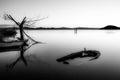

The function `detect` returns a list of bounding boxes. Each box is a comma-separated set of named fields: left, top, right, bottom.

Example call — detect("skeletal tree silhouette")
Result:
left=3, top=14, right=47, bottom=43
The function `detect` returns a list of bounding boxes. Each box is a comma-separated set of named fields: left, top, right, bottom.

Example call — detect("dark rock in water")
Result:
left=101, top=25, right=120, bottom=29
left=56, top=48, right=101, bottom=64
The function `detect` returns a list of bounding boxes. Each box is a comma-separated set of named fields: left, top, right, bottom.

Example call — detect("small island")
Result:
left=100, top=25, right=120, bottom=30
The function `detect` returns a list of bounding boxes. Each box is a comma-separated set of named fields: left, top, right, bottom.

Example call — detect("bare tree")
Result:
left=3, top=14, right=26, bottom=40
left=3, top=14, right=47, bottom=42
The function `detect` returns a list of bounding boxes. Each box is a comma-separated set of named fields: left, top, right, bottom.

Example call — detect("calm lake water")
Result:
left=0, top=30, right=120, bottom=80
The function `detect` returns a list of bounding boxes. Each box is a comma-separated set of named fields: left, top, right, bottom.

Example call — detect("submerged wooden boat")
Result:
left=0, top=39, right=28, bottom=52
left=56, top=48, right=101, bottom=64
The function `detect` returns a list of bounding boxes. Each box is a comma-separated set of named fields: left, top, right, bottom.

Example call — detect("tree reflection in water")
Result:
left=6, top=42, right=40, bottom=70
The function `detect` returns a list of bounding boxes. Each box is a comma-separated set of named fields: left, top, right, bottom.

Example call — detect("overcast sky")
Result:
left=0, top=0, right=120, bottom=27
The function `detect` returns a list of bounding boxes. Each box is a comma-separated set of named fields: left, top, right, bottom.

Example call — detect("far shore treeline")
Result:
left=0, top=25, right=120, bottom=30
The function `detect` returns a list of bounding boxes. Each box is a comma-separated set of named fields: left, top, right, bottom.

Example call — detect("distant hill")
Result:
left=101, top=25, right=120, bottom=29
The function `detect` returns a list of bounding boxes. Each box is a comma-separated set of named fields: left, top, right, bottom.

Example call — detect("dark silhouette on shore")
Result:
left=0, top=28, right=17, bottom=42
left=56, top=48, right=101, bottom=64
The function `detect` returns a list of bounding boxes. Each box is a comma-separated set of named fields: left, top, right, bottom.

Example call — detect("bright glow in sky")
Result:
left=0, top=0, right=120, bottom=27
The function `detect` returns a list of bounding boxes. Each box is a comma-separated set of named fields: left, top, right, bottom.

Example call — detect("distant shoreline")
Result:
left=0, top=25, right=120, bottom=30
left=1, top=28, right=120, bottom=30
left=2, top=28, right=120, bottom=30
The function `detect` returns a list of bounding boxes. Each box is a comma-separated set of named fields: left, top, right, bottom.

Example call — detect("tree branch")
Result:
left=7, top=14, right=20, bottom=26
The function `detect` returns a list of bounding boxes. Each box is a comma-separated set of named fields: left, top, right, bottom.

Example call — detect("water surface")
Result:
left=0, top=30, right=120, bottom=80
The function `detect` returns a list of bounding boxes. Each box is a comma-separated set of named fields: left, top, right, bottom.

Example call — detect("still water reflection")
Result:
left=0, top=30, right=120, bottom=80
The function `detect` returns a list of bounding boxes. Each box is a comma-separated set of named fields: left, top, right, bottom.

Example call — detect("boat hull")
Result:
left=0, top=40, right=28, bottom=52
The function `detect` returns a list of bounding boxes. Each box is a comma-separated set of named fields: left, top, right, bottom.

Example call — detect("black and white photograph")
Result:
left=0, top=0, right=120, bottom=80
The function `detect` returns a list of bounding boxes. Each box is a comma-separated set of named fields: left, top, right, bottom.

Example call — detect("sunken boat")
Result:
left=56, top=48, right=101, bottom=64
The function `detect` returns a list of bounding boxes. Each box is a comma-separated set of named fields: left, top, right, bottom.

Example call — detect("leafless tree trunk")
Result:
left=4, top=14, right=26, bottom=40
left=3, top=14, right=47, bottom=42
